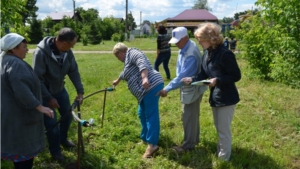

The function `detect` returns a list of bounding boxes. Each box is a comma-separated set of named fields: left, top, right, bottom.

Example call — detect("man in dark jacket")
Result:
left=33, top=27, right=84, bottom=162
left=229, top=37, right=237, bottom=52
left=223, top=37, right=229, bottom=49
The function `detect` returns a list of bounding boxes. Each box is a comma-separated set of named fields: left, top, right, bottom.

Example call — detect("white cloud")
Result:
left=36, top=0, right=257, bottom=21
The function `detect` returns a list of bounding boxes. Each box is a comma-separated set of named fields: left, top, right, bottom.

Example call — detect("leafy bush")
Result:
left=188, top=30, right=194, bottom=38
left=119, top=32, right=125, bottom=42
left=111, top=33, right=121, bottom=42
left=233, top=0, right=300, bottom=88
left=81, top=34, right=88, bottom=46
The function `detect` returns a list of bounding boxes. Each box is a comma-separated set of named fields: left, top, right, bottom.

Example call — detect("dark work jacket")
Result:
left=194, top=45, right=241, bottom=107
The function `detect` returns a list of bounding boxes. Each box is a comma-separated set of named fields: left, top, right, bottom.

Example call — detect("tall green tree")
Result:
left=88, top=20, right=102, bottom=44
left=234, top=11, right=248, bottom=20
left=76, top=7, right=99, bottom=24
left=127, top=12, right=137, bottom=31
left=75, top=7, right=100, bottom=41
left=27, top=17, right=43, bottom=43
left=192, top=0, right=212, bottom=11
left=101, top=16, right=125, bottom=40
left=0, top=0, right=26, bottom=36
left=222, top=17, right=234, bottom=24
left=20, top=0, right=39, bottom=25
left=234, top=9, right=259, bottom=20
left=41, top=17, right=55, bottom=36
left=102, top=17, right=115, bottom=40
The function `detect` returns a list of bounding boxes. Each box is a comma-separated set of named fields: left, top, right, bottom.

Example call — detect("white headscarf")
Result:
left=0, top=33, right=25, bottom=59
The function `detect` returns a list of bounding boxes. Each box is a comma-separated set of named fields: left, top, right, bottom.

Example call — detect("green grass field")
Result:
left=27, top=38, right=199, bottom=52
left=27, top=38, right=159, bottom=51
left=1, top=40, right=299, bottom=169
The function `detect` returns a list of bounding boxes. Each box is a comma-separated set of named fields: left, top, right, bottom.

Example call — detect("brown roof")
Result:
left=168, top=9, right=218, bottom=21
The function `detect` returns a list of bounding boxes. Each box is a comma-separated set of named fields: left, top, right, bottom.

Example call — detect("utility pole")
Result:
left=125, top=0, right=128, bottom=40
left=73, top=0, right=75, bottom=15
left=73, top=0, right=77, bottom=26
left=140, top=11, right=142, bottom=36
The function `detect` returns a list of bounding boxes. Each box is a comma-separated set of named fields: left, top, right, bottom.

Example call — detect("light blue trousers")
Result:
left=138, top=83, right=163, bottom=145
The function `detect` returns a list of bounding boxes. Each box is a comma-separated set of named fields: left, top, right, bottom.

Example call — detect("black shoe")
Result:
left=61, top=140, right=75, bottom=148
left=172, top=145, right=194, bottom=154
left=52, top=153, right=65, bottom=162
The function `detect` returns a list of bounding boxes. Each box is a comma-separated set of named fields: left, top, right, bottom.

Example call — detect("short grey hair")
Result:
left=112, top=43, right=128, bottom=55
left=57, top=27, right=77, bottom=43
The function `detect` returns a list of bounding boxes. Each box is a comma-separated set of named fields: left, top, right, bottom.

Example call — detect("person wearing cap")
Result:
left=32, top=27, right=84, bottom=162
left=112, top=43, right=164, bottom=158
left=154, top=25, right=171, bottom=80
left=157, top=27, right=207, bottom=153
left=1, top=33, right=54, bottom=169
left=182, top=23, right=241, bottom=161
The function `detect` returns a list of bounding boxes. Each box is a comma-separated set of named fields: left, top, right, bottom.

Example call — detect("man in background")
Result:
left=229, top=37, right=237, bottom=53
left=223, top=37, right=229, bottom=50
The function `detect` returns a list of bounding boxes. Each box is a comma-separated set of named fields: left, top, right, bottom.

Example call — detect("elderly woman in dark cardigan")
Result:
left=182, top=23, right=241, bottom=161
left=1, top=33, right=54, bottom=169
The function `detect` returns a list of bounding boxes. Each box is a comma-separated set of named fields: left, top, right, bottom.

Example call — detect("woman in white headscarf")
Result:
left=1, top=33, right=54, bottom=169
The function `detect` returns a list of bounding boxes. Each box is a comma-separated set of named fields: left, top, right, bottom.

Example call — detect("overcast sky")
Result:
left=36, top=0, right=257, bottom=24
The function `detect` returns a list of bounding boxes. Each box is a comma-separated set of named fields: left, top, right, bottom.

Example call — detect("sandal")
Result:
left=142, top=145, right=159, bottom=158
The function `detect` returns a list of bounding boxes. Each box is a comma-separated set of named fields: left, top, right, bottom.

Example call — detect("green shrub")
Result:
left=81, top=34, right=88, bottom=46
left=119, top=32, right=125, bottom=42
left=111, top=33, right=120, bottom=42
left=188, top=30, right=194, bottom=38
left=233, top=0, right=300, bottom=88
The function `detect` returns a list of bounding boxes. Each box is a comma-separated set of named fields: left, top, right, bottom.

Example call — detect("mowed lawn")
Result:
left=1, top=40, right=299, bottom=169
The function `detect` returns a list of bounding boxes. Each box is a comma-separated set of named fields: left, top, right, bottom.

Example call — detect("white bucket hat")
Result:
left=0, top=33, right=25, bottom=58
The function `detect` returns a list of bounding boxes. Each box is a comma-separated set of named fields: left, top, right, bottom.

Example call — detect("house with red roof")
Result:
left=156, top=9, right=218, bottom=32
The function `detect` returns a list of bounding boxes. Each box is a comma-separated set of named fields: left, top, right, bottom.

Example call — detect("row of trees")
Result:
left=2, top=0, right=232, bottom=45
left=1, top=0, right=138, bottom=44
left=39, top=7, right=128, bottom=45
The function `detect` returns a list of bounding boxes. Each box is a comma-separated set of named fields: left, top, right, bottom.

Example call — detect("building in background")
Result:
left=48, top=11, right=82, bottom=23
left=141, top=21, right=151, bottom=35
left=155, top=9, right=218, bottom=33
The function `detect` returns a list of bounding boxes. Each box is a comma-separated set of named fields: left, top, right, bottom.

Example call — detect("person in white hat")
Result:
left=1, top=33, right=54, bottom=169
left=157, top=27, right=207, bottom=153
